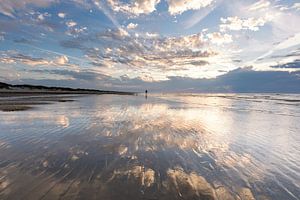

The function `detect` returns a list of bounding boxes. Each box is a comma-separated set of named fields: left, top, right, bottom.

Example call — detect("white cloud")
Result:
left=107, top=0, right=160, bottom=16
left=0, top=51, right=73, bottom=68
left=55, top=55, right=69, bottom=65
left=241, top=17, right=267, bottom=31
left=58, top=12, right=66, bottom=18
left=145, top=32, right=159, bottom=38
left=107, top=0, right=214, bottom=16
left=84, top=30, right=219, bottom=79
left=118, top=28, right=129, bottom=37
left=65, top=27, right=87, bottom=37
left=220, top=17, right=243, bottom=31
left=18, top=56, right=50, bottom=66
left=258, top=33, right=300, bottom=60
left=248, top=0, right=271, bottom=11
left=66, top=21, right=77, bottom=27
left=207, top=32, right=232, bottom=45
left=220, top=16, right=268, bottom=32
left=127, top=23, right=138, bottom=29
left=37, top=14, right=45, bottom=21
left=292, top=3, right=300, bottom=11
left=167, top=0, right=214, bottom=15
left=35, top=12, right=51, bottom=21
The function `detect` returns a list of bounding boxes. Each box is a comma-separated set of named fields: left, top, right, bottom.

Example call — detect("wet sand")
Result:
left=0, top=89, right=134, bottom=112
left=0, top=93, right=78, bottom=112
left=0, top=94, right=299, bottom=199
left=0, top=105, right=33, bottom=112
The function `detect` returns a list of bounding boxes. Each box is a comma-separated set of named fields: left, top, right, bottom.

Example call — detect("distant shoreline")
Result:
left=0, top=81, right=136, bottom=112
left=0, top=82, right=136, bottom=96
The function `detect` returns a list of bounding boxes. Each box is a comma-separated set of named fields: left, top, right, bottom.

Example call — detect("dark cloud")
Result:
left=11, top=53, right=44, bottom=62
left=131, top=67, right=300, bottom=93
left=9, top=68, right=300, bottom=93
left=271, top=50, right=300, bottom=59
left=233, top=59, right=242, bottom=63
left=128, top=68, right=300, bottom=93
left=60, top=39, right=86, bottom=50
left=271, top=60, right=300, bottom=69
left=208, top=67, right=300, bottom=93
left=13, top=38, right=32, bottom=44
left=31, top=69, right=111, bottom=81
left=185, top=60, right=209, bottom=66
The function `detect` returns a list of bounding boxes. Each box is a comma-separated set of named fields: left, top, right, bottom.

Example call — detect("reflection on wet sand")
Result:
left=0, top=94, right=299, bottom=199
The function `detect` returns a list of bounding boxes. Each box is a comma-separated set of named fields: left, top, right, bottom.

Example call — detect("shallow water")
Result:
left=0, top=94, right=299, bottom=200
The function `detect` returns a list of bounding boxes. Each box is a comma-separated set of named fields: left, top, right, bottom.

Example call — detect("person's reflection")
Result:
left=145, top=90, right=148, bottom=99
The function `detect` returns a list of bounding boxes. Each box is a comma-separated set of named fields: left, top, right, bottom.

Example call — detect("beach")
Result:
left=0, top=93, right=77, bottom=112
left=0, top=87, right=135, bottom=112
left=0, top=93, right=299, bottom=200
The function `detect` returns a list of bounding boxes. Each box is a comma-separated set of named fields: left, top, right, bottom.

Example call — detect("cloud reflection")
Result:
left=0, top=94, right=299, bottom=199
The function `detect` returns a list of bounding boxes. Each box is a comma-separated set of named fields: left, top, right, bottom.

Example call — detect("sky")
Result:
left=0, top=0, right=300, bottom=92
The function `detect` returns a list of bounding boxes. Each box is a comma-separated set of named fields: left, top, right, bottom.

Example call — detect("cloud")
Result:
left=0, top=0, right=56, bottom=18
left=66, top=20, right=77, bottom=27
left=220, top=16, right=268, bottom=32
left=104, top=32, right=213, bottom=71
left=126, top=23, right=138, bottom=29
left=258, top=33, right=300, bottom=60
left=272, top=33, right=300, bottom=51
left=9, top=67, right=300, bottom=93
left=96, top=28, right=129, bottom=40
left=33, top=12, right=51, bottom=22
left=165, top=168, right=215, bottom=198
left=206, top=32, right=232, bottom=45
left=0, top=52, right=72, bottom=67
left=145, top=32, right=159, bottom=38
left=7, top=53, right=51, bottom=66
left=58, top=12, right=66, bottom=18
left=118, top=28, right=129, bottom=37
left=167, top=0, right=214, bottom=15
left=65, top=26, right=88, bottom=37
left=270, top=60, right=300, bottom=69
left=159, top=68, right=300, bottom=93
left=60, top=29, right=218, bottom=79
left=55, top=55, right=69, bottom=65
left=248, top=0, right=271, bottom=11
left=1, top=0, right=300, bottom=92
left=107, top=0, right=160, bottom=16
left=292, top=3, right=300, bottom=11
left=107, top=0, right=214, bottom=16
left=31, top=69, right=108, bottom=81
left=37, top=14, right=45, bottom=21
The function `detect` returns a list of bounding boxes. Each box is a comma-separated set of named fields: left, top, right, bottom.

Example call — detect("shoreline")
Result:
left=0, top=90, right=136, bottom=97
left=0, top=81, right=136, bottom=97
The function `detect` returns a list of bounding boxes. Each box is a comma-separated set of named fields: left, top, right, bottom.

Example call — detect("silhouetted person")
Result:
left=145, top=90, right=148, bottom=99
